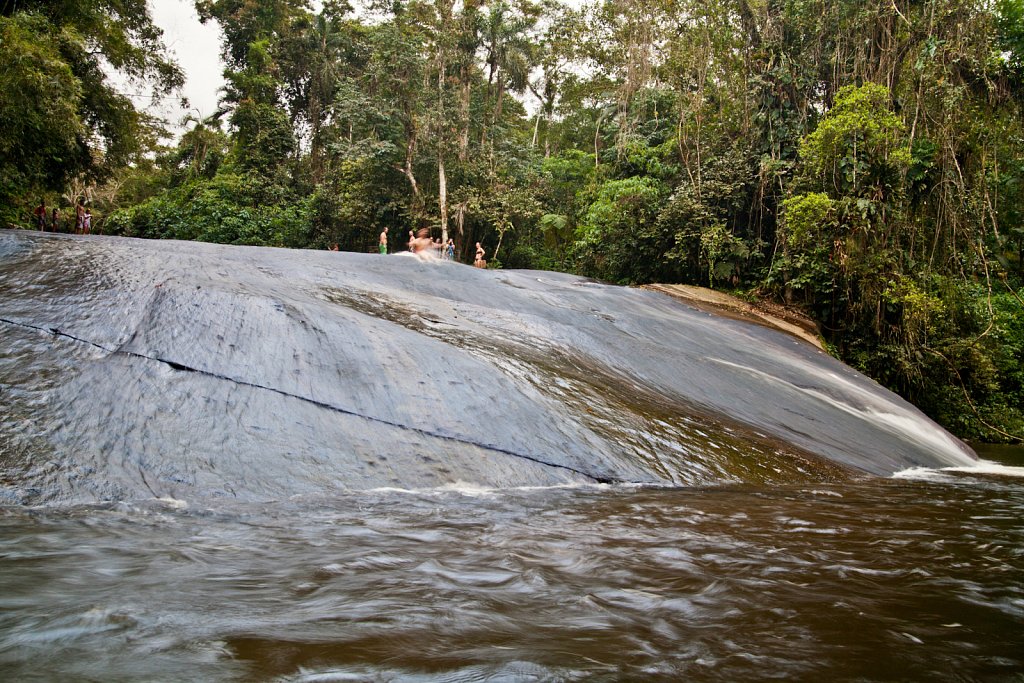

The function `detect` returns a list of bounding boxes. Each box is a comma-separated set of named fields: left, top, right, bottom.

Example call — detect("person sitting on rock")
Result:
left=411, top=228, right=435, bottom=257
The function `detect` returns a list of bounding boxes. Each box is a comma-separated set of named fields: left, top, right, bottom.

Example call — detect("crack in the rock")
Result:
left=2, top=316, right=112, bottom=352
left=1, top=316, right=622, bottom=484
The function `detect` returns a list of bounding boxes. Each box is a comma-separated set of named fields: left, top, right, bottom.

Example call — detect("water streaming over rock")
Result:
left=4, top=231, right=1018, bottom=682
left=1, top=231, right=974, bottom=505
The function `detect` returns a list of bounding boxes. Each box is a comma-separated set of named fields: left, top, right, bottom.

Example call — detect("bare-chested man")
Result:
left=411, top=228, right=434, bottom=256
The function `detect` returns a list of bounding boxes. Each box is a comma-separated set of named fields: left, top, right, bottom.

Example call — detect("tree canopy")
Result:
left=3, top=0, right=1024, bottom=443
left=0, top=0, right=182, bottom=216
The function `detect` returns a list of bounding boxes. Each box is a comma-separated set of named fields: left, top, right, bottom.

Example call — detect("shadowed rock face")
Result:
left=0, top=230, right=975, bottom=504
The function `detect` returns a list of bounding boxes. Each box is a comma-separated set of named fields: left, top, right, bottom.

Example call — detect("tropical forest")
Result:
left=2, top=0, right=1023, bottom=444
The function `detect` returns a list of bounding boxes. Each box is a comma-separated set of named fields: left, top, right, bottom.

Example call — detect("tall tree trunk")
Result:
left=439, top=154, right=449, bottom=244
left=458, top=64, right=472, bottom=161
left=494, top=227, right=505, bottom=263
left=310, top=93, right=323, bottom=184
left=493, top=79, right=505, bottom=123
left=437, top=37, right=449, bottom=243
left=404, top=145, right=420, bottom=198
left=401, top=115, right=421, bottom=203
left=544, top=96, right=554, bottom=158
left=481, top=63, right=496, bottom=147
left=454, top=201, right=466, bottom=252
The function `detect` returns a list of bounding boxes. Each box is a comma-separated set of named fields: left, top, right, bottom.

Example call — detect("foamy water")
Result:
left=893, top=459, right=1024, bottom=481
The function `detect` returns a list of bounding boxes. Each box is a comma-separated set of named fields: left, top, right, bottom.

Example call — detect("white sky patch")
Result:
left=149, top=0, right=225, bottom=129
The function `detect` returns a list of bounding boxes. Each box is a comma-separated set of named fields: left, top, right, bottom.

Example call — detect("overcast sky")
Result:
left=145, top=0, right=585, bottom=137
left=148, top=0, right=225, bottom=129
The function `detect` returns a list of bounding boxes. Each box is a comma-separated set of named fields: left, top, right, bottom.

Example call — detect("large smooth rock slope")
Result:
left=0, top=231, right=975, bottom=503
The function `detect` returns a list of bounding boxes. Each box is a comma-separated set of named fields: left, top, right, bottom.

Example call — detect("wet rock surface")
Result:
left=0, top=230, right=975, bottom=503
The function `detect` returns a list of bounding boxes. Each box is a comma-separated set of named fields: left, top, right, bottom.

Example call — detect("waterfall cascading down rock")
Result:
left=0, top=230, right=976, bottom=504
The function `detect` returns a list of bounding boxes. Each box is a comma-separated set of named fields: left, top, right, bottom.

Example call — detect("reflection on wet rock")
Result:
left=0, top=230, right=975, bottom=503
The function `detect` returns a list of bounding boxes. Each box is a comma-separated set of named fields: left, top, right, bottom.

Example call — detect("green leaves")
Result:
left=0, top=14, right=85, bottom=209
left=798, top=83, right=909, bottom=197
left=0, top=0, right=182, bottom=219
left=573, top=175, right=666, bottom=283
left=229, top=101, right=295, bottom=175
left=781, top=192, right=834, bottom=247
left=996, top=0, right=1024, bottom=73
left=699, top=222, right=748, bottom=286
left=106, top=172, right=312, bottom=247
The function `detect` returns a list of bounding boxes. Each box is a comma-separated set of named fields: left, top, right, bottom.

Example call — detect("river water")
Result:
left=1, top=449, right=1022, bottom=682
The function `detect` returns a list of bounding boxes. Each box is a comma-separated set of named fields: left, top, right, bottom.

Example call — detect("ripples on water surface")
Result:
left=1, top=455, right=1023, bottom=682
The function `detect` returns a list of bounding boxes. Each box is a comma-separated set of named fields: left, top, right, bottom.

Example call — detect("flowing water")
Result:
left=1, top=449, right=1022, bottom=682
left=1, top=233, right=1019, bottom=680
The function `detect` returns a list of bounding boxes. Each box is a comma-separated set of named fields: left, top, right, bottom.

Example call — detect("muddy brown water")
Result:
left=1, top=448, right=1021, bottom=682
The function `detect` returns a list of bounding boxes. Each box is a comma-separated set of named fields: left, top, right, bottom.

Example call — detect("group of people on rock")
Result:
left=34, top=198, right=490, bottom=268
left=33, top=198, right=92, bottom=234
left=372, top=226, right=487, bottom=268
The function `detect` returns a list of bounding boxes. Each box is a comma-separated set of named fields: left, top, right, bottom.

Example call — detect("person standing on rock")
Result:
left=474, top=242, right=486, bottom=268
left=34, top=200, right=46, bottom=230
left=74, top=199, right=85, bottom=234
left=379, top=227, right=388, bottom=254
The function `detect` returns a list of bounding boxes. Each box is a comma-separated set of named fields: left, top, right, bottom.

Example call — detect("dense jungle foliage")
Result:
left=2, top=0, right=1023, bottom=443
